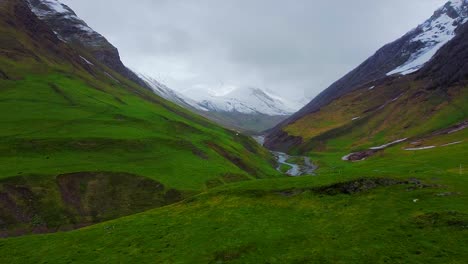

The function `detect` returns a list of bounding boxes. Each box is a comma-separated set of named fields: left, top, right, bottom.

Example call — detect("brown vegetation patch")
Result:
left=0, top=172, right=183, bottom=237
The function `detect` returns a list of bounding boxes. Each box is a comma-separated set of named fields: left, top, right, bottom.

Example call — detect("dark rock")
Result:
left=344, top=150, right=380, bottom=162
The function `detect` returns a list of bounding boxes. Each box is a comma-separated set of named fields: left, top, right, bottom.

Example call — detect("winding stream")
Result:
left=253, top=136, right=317, bottom=176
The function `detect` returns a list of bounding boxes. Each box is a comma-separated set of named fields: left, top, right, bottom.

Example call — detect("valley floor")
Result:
left=0, top=130, right=467, bottom=263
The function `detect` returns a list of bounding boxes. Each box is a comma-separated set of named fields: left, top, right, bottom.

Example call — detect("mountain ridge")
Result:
left=139, top=74, right=304, bottom=132
left=266, top=0, right=468, bottom=139
left=27, top=0, right=150, bottom=89
left=265, top=0, right=468, bottom=151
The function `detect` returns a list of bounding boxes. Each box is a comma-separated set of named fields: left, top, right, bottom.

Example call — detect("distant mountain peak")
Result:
left=194, top=86, right=300, bottom=116
left=138, top=74, right=302, bottom=131
left=139, top=73, right=303, bottom=116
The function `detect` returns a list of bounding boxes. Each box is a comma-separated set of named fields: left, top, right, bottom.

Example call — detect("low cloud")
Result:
left=62, top=0, right=446, bottom=102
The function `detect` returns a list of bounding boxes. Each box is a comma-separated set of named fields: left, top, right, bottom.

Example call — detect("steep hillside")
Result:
left=27, top=0, right=150, bottom=89
left=0, top=0, right=278, bottom=236
left=267, top=0, right=468, bottom=146
left=265, top=0, right=468, bottom=154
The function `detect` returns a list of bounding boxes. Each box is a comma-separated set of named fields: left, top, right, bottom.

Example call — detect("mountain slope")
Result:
left=0, top=0, right=278, bottom=236
left=138, top=74, right=202, bottom=111
left=265, top=0, right=468, bottom=152
left=27, top=0, right=150, bottom=89
left=267, top=0, right=468, bottom=142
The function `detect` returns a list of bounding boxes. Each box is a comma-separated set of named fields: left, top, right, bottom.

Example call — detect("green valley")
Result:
left=1, top=0, right=467, bottom=263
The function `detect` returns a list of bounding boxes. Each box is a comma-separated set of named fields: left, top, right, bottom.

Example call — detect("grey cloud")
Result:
left=61, top=0, right=446, bottom=101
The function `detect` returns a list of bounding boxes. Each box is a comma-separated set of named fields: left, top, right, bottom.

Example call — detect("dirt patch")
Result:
left=56, top=172, right=174, bottom=220
left=342, top=149, right=380, bottom=162
left=0, top=172, right=184, bottom=238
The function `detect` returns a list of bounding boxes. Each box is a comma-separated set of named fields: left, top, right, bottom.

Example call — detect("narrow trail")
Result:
left=253, top=136, right=317, bottom=176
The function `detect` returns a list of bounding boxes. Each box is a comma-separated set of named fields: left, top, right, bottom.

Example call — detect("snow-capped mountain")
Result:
left=192, top=87, right=299, bottom=116
left=27, top=0, right=149, bottom=89
left=266, top=0, right=468, bottom=149
left=139, top=74, right=301, bottom=116
left=271, top=0, right=468, bottom=131
left=388, top=0, right=468, bottom=75
left=139, top=74, right=303, bottom=131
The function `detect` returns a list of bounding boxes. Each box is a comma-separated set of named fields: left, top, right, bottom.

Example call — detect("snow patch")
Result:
left=341, top=153, right=354, bottom=161
left=370, top=138, right=408, bottom=150
left=368, top=86, right=375, bottom=90
left=405, top=146, right=436, bottom=151
left=352, top=117, right=361, bottom=121
left=79, top=56, right=94, bottom=66
left=29, top=0, right=69, bottom=18
left=441, top=141, right=463, bottom=147
left=43, top=0, right=67, bottom=13
left=104, top=72, right=120, bottom=83
left=387, top=1, right=468, bottom=76
left=391, top=94, right=403, bottom=102
left=138, top=74, right=207, bottom=111
left=77, top=24, right=95, bottom=34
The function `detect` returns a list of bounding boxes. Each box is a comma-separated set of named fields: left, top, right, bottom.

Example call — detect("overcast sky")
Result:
left=62, top=0, right=446, bottom=102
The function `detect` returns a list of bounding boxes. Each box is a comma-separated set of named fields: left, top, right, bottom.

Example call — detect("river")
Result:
left=253, top=136, right=316, bottom=176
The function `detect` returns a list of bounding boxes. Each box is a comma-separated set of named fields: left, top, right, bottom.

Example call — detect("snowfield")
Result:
left=387, top=0, right=468, bottom=76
